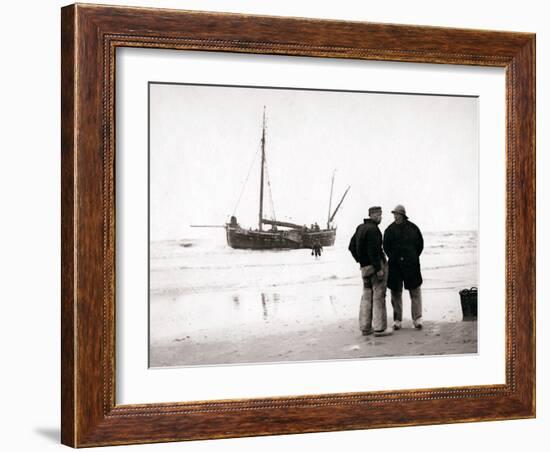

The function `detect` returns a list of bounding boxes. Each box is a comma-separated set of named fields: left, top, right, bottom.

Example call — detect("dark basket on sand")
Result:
left=459, top=287, right=478, bottom=321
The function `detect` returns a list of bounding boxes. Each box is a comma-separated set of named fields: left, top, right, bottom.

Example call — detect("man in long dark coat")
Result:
left=348, top=206, right=391, bottom=336
left=383, top=205, right=424, bottom=330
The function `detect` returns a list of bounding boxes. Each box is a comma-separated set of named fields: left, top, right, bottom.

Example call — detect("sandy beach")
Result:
left=149, top=230, right=478, bottom=367
left=151, top=319, right=477, bottom=367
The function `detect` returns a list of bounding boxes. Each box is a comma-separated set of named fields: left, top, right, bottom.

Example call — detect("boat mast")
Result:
left=327, top=170, right=335, bottom=228
left=258, top=107, right=266, bottom=231
left=329, top=186, right=351, bottom=223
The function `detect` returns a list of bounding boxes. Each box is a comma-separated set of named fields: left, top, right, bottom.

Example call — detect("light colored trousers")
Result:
left=359, top=262, right=388, bottom=332
left=390, top=288, right=422, bottom=322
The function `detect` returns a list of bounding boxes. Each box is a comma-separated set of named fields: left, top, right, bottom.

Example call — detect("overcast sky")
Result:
left=149, top=83, right=478, bottom=241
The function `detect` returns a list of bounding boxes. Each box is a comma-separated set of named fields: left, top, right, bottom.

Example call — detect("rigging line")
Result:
left=264, top=154, right=277, bottom=221
left=232, top=146, right=261, bottom=216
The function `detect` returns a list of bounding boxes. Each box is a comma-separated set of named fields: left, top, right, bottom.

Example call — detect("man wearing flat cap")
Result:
left=383, top=205, right=424, bottom=330
left=348, top=206, right=390, bottom=336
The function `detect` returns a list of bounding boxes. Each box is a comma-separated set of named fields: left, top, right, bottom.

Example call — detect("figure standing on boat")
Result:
left=223, top=107, right=350, bottom=250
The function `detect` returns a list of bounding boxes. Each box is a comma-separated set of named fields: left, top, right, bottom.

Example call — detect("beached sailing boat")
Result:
left=225, top=108, right=350, bottom=250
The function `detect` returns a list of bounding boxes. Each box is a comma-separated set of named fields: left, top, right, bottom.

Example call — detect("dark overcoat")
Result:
left=383, top=220, right=424, bottom=290
left=348, top=219, right=385, bottom=272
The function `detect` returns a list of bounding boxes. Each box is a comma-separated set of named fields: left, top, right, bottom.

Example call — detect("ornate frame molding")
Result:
left=62, top=4, right=535, bottom=447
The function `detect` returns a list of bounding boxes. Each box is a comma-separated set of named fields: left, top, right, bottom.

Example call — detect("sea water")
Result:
left=149, top=230, right=477, bottom=347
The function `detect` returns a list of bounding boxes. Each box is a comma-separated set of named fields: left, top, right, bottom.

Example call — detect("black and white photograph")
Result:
left=148, top=82, right=479, bottom=367
left=3, top=0, right=544, bottom=450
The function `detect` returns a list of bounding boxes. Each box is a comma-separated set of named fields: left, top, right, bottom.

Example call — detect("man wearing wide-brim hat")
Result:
left=383, top=205, right=424, bottom=330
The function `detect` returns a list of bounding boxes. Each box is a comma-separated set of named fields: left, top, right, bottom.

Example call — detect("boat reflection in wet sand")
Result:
left=225, top=108, right=350, bottom=250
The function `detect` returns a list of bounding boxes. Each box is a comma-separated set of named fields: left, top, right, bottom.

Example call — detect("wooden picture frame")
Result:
left=61, top=3, right=535, bottom=447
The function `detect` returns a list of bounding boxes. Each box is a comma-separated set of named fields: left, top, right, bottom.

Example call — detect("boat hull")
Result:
left=226, top=226, right=336, bottom=250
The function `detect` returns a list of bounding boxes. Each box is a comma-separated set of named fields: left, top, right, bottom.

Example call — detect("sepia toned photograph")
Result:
left=148, top=82, right=479, bottom=368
